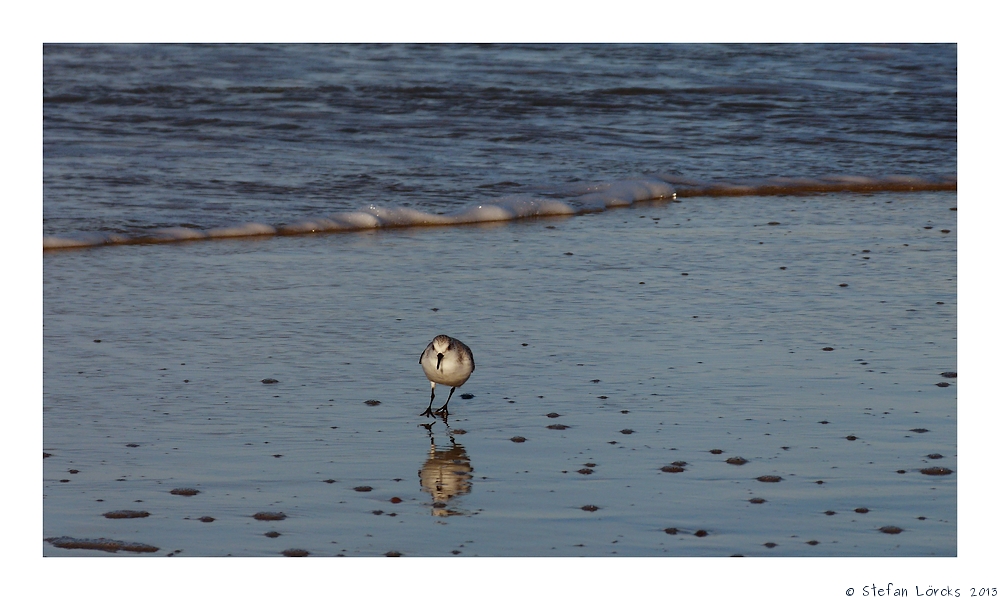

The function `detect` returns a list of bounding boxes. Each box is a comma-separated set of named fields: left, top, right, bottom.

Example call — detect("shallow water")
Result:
left=43, top=189, right=956, bottom=557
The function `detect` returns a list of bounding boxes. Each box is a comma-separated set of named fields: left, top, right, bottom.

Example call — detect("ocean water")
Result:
left=43, top=44, right=958, bottom=566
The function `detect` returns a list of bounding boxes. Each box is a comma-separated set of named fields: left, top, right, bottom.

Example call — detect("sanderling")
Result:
left=419, top=334, right=475, bottom=417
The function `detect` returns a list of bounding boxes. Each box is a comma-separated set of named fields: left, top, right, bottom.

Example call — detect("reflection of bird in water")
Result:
left=419, top=335, right=475, bottom=418
left=419, top=423, right=473, bottom=517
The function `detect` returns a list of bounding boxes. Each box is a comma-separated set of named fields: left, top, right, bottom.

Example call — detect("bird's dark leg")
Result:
left=420, top=384, right=436, bottom=418
left=434, top=387, right=457, bottom=416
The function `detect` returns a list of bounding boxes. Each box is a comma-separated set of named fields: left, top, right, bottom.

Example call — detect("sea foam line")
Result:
left=42, top=174, right=955, bottom=251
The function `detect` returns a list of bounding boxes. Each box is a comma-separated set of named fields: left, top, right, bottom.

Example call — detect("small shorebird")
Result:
left=419, top=335, right=475, bottom=417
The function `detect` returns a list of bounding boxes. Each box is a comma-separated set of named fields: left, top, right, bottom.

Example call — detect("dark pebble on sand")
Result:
left=620, top=429, right=634, bottom=435
left=749, top=498, right=767, bottom=504
left=125, top=443, right=139, bottom=447
left=253, top=512, right=287, bottom=521
left=372, top=510, right=384, bottom=515
left=94, top=339, right=101, bottom=343
left=756, top=475, right=783, bottom=483
left=660, top=465, right=685, bottom=473
left=822, top=347, right=834, bottom=351
left=547, top=424, right=570, bottom=430
left=170, top=488, right=200, bottom=496
left=354, top=486, right=373, bottom=492
left=598, top=395, right=608, bottom=399
left=839, top=283, right=849, bottom=287
left=935, top=382, right=950, bottom=387
left=261, top=378, right=279, bottom=384
left=46, top=536, right=158, bottom=554
left=763, top=542, right=778, bottom=548
left=546, top=413, right=560, bottom=418
left=927, top=453, right=944, bottom=459
left=103, top=510, right=150, bottom=519
left=364, top=400, right=381, bottom=406
left=664, top=528, right=678, bottom=535
left=941, top=229, right=951, bottom=233
left=941, top=372, right=957, bottom=378
left=323, top=479, right=336, bottom=484
left=897, top=470, right=907, bottom=474
left=577, top=468, right=594, bottom=475
left=806, top=540, right=820, bottom=546
left=282, top=549, right=310, bottom=557
left=510, top=436, right=527, bottom=443
left=385, top=551, right=403, bottom=557
left=198, top=516, right=215, bottom=522
left=460, top=393, right=474, bottom=399
left=855, top=508, right=870, bottom=514
left=879, top=526, right=903, bottom=534
left=824, top=510, right=836, bottom=515
left=451, top=429, right=467, bottom=435
left=910, top=428, right=930, bottom=433
left=584, top=463, right=597, bottom=468
left=694, top=530, right=708, bottom=537
left=725, top=457, right=748, bottom=465
left=581, top=505, right=600, bottom=512
left=69, top=469, right=79, bottom=474
left=768, top=221, right=780, bottom=225
left=920, top=467, right=953, bottom=476
left=709, top=449, right=724, bottom=454
left=846, top=435, right=858, bottom=441
left=390, top=497, right=403, bottom=504
left=264, top=531, right=281, bottom=538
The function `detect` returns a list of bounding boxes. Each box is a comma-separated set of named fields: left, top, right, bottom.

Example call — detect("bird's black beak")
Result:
left=436, top=353, right=444, bottom=370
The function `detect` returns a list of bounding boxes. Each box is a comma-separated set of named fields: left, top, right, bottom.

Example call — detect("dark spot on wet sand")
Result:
left=282, top=548, right=309, bottom=557
left=546, top=413, right=560, bottom=418
left=879, top=526, right=903, bottom=534
left=763, top=542, right=778, bottom=548
left=253, top=512, right=287, bottom=521
left=855, top=507, right=870, bottom=514
left=170, top=488, right=200, bottom=496
left=385, top=551, right=403, bottom=557
left=725, top=457, right=748, bottom=465
left=757, top=475, right=783, bottom=482
left=198, top=516, right=215, bottom=522
left=460, top=393, right=474, bottom=399
left=749, top=498, right=767, bottom=504
left=391, top=497, right=402, bottom=504
left=822, top=347, right=834, bottom=351
left=264, top=531, right=281, bottom=538
left=935, top=382, right=950, bottom=387
left=354, top=486, right=373, bottom=492
left=323, top=479, right=336, bottom=484
left=581, top=505, right=600, bottom=512
left=709, top=449, right=724, bottom=454
left=664, top=528, right=678, bottom=535
left=510, top=436, right=527, bottom=443
left=103, top=510, right=150, bottom=519
left=920, top=467, right=953, bottom=476
left=825, top=510, right=836, bottom=515
left=577, top=468, right=594, bottom=475
left=660, top=465, right=685, bottom=473
left=364, top=400, right=381, bottom=406
left=451, top=429, right=467, bottom=435
left=846, top=435, right=858, bottom=441
left=46, top=536, right=158, bottom=554
left=694, top=530, right=708, bottom=537
left=547, top=424, right=570, bottom=430
left=910, top=428, right=930, bottom=433
left=125, top=443, right=139, bottom=447
left=261, top=378, right=279, bottom=384
left=941, top=372, right=957, bottom=378
left=927, top=453, right=944, bottom=459
left=806, top=540, right=820, bottom=546
left=620, top=429, right=634, bottom=434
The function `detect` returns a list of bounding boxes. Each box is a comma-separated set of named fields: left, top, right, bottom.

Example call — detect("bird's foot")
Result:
left=420, top=408, right=435, bottom=418
left=433, top=407, right=449, bottom=417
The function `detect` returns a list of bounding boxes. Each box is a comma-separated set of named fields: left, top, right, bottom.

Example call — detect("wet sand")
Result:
left=43, top=190, right=956, bottom=557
